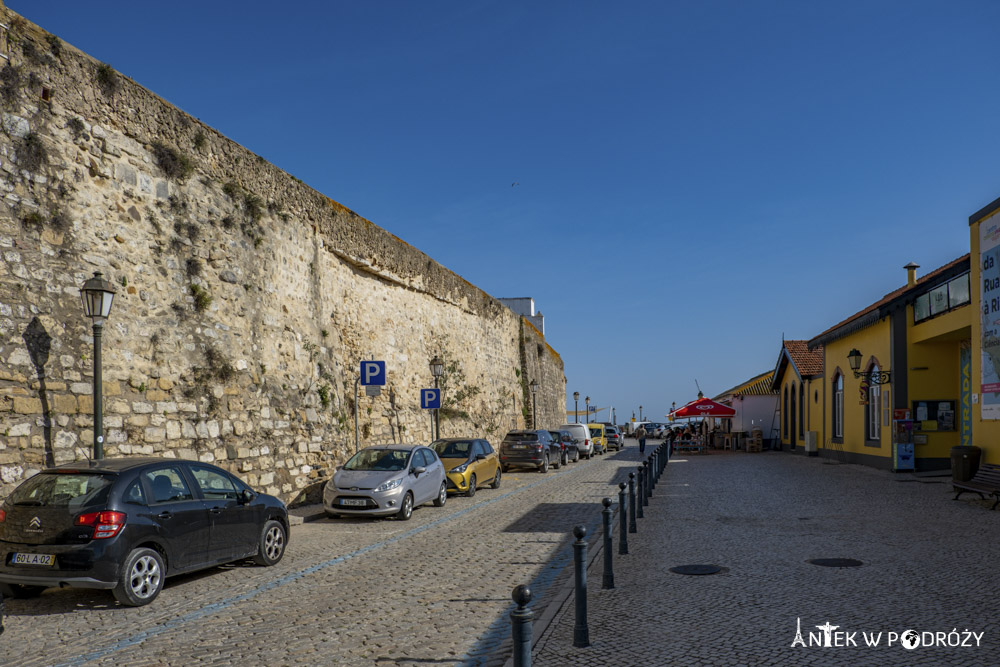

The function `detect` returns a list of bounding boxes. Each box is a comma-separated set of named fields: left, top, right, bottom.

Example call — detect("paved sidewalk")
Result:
left=530, top=450, right=1000, bottom=666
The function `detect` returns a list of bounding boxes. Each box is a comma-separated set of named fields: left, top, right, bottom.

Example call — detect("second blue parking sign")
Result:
left=421, top=389, right=441, bottom=409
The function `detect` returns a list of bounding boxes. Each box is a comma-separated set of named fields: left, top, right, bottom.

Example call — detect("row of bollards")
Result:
left=510, top=440, right=672, bottom=666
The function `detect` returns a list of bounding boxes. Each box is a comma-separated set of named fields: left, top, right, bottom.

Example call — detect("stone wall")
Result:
left=0, top=10, right=565, bottom=502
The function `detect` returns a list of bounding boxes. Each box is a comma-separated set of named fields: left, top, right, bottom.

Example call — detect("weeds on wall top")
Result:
left=150, top=141, right=193, bottom=180
left=94, top=63, right=120, bottom=96
left=44, top=33, right=62, bottom=58
left=193, top=130, right=206, bottom=150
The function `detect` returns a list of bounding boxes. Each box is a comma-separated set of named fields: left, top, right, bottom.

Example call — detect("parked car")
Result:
left=547, top=430, right=580, bottom=465
left=559, top=423, right=595, bottom=459
left=587, top=423, right=607, bottom=455
left=431, top=438, right=501, bottom=497
left=0, top=457, right=289, bottom=607
left=324, top=445, right=447, bottom=521
left=605, top=426, right=624, bottom=451
left=499, top=430, right=560, bottom=473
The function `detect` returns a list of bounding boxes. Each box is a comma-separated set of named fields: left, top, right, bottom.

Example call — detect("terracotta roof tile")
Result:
left=784, top=340, right=824, bottom=377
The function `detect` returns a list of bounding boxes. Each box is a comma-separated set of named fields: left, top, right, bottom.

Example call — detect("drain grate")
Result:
left=808, top=558, right=863, bottom=568
left=670, top=564, right=722, bottom=576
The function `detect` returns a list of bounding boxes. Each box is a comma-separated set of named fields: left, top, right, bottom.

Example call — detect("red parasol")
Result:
left=669, top=396, right=735, bottom=419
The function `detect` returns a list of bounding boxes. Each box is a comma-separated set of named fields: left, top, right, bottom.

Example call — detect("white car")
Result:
left=559, top=423, right=595, bottom=459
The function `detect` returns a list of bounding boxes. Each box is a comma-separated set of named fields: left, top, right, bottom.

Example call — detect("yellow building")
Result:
left=969, top=195, right=1000, bottom=464
left=771, top=341, right=824, bottom=451
left=805, top=257, right=971, bottom=470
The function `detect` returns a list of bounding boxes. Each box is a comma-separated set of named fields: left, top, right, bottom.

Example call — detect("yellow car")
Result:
left=430, top=438, right=501, bottom=497
left=586, top=423, right=607, bottom=455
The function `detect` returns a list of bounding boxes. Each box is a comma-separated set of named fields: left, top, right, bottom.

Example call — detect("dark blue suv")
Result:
left=0, top=457, right=288, bottom=606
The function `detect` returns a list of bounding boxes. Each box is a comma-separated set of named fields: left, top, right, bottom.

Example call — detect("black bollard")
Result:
left=637, top=466, right=645, bottom=517
left=618, top=482, right=628, bottom=554
left=572, top=525, right=591, bottom=648
left=646, top=459, right=653, bottom=498
left=601, top=498, right=614, bottom=589
left=651, top=449, right=657, bottom=488
left=628, top=472, right=637, bottom=532
left=643, top=461, right=651, bottom=505
left=510, top=585, right=533, bottom=667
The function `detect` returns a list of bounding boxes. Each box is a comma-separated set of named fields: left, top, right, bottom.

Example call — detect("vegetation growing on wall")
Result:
left=150, top=141, right=193, bottom=180
left=94, top=62, right=120, bottom=96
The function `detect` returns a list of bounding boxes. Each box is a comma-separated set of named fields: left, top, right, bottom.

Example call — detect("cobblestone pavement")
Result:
left=532, top=449, right=1000, bottom=667
left=0, top=444, right=644, bottom=666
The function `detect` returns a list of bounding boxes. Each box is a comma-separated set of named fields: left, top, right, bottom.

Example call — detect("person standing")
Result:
left=636, top=424, right=647, bottom=455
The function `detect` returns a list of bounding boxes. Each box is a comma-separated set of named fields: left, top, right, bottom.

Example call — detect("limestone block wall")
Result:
left=0, top=10, right=565, bottom=501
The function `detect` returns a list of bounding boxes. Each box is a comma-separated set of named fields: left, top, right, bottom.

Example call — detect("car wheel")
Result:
left=113, top=547, right=165, bottom=607
left=552, top=452, right=561, bottom=469
left=573, top=450, right=580, bottom=463
left=491, top=468, right=502, bottom=489
left=433, top=482, right=447, bottom=507
left=539, top=455, right=549, bottom=473
left=253, top=519, right=287, bottom=566
left=397, top=492, right=414, bottom=520
left=562, top=451, right=569, bottom=466
left=466, top=474, right=477, bottom=498
left=0, top=583, right=45, bottom=598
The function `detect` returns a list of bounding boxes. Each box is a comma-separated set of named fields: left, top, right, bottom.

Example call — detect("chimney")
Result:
left=904, top=262, right=919, bottom=288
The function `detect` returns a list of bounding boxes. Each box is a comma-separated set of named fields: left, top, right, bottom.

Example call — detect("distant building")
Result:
left=498, top=297, right=544, bottom=335
left=715, top=370, right=780, bottom=444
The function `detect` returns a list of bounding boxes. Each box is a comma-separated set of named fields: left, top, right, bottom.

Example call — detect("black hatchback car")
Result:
left=500, top=429, right=561, bottom=473
left=0, top=457, right=289, bottom=606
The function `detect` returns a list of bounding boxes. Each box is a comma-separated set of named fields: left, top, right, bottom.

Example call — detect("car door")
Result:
left=423, top=448, right=445, bottom=501
left=477, top=440, right=498, bottom=483
left=140, top=464, right=211, bottom=571
left=411, top=449, right=436, bottom=505
left=189, top=463, right=257, bottom=562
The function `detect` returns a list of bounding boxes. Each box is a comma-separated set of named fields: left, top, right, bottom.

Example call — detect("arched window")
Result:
left=833, top=373, right=843, bottom=439
left=799, top=383, right=805, bottom=438
left=867, top=363, right=881, bottom=442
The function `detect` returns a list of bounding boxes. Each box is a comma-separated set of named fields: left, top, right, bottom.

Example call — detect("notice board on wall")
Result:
left=913, top=400, right=955, bottom=431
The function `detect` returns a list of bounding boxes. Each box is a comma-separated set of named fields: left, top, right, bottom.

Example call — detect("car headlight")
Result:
left=375, top=478, right=403, bottom=493
left=450, top=463, right=468, bottom=474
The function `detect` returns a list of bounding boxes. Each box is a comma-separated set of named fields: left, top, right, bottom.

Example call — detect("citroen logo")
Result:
left=28, top=517, right=41, bottom=529
left=351, top=487, right=359, bottom=492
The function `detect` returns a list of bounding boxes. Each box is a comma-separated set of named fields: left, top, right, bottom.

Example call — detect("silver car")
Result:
left=323, top=445, right=447, bottom=521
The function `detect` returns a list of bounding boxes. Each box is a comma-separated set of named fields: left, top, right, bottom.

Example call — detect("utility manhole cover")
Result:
left=808, top=558, right=863, bottom=568
left=670, top=564, right=722, bottom=575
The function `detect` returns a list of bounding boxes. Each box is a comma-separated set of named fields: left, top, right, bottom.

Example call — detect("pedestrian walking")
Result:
left=636, top=425, right=647, bottom=454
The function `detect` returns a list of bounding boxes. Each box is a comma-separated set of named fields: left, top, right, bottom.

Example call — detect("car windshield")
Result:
left=505, top=432, right=537, bottom=442
left=344, top=448, right=410, bottom=472
left=432, top=440, right=473, bottom=459
left=8, top=472, right=114, bottom=509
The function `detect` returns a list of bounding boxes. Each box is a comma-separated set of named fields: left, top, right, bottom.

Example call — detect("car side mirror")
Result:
left=239, top=489, right=256, bottom=505
left=476, top=454, right=486, bottom=461
left=412, top=466, right=427, bottom=476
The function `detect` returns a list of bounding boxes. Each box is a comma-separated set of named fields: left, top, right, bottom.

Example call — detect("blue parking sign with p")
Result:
left=421, top=389, right=441, bottom=409
left=360, top=361, right=386, bottom=386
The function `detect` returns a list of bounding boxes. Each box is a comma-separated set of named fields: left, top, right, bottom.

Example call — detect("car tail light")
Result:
left=75, top=511, right=126, bottom=539
left=0, top=509, right=5, bottom=522
left=535, top=445, right=543, bottom=451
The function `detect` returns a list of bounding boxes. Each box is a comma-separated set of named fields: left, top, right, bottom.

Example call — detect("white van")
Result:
left=559, top=423, right=594, bottom=459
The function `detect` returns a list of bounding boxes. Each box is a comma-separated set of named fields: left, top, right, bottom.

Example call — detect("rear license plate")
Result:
left=12, top=552, right=55, bottom=566
left=340, top=498, right=367, bottom=507
left=511, top=444, right=527, bottom=449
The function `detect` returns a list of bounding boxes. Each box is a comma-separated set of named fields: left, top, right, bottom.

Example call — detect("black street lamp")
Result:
left=639, top=405, right=643, bottom=421
left=573, top=391, right=579, bottom=424
left=430, top=355, right=444, bottom=440
left=530, top=379, right=539, bottom=428
left=80, top=272, right=116, bottom=459
left=585, top=396, right=590, bottom=424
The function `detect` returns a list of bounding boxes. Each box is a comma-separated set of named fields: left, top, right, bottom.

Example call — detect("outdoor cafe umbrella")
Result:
left=668, top=396, right=736, bottom=419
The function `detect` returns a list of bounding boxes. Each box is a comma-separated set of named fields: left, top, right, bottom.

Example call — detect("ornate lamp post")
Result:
left=585, top=396, right=590, bottom=424
left=530, top=379, right=539, bottom=428
left=430, top=355, right=444, bottom=440
left=573, top=391, right=579, bottom=424
left=80, top=272, right=116, bottom=459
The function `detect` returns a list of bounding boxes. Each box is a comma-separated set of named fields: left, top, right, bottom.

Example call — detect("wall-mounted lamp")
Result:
left=847, top=348, right=891, bottom=384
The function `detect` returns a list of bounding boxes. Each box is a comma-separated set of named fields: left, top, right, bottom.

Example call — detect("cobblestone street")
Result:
left=0, top=446, right=642, bottom=667
left=533, top=448, right=1000, bottom=667
left=3, top=446, right=999, bottom=666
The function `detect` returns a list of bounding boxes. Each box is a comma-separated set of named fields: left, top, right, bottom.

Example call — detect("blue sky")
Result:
left=11, top=1, right=1000, bottom=423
